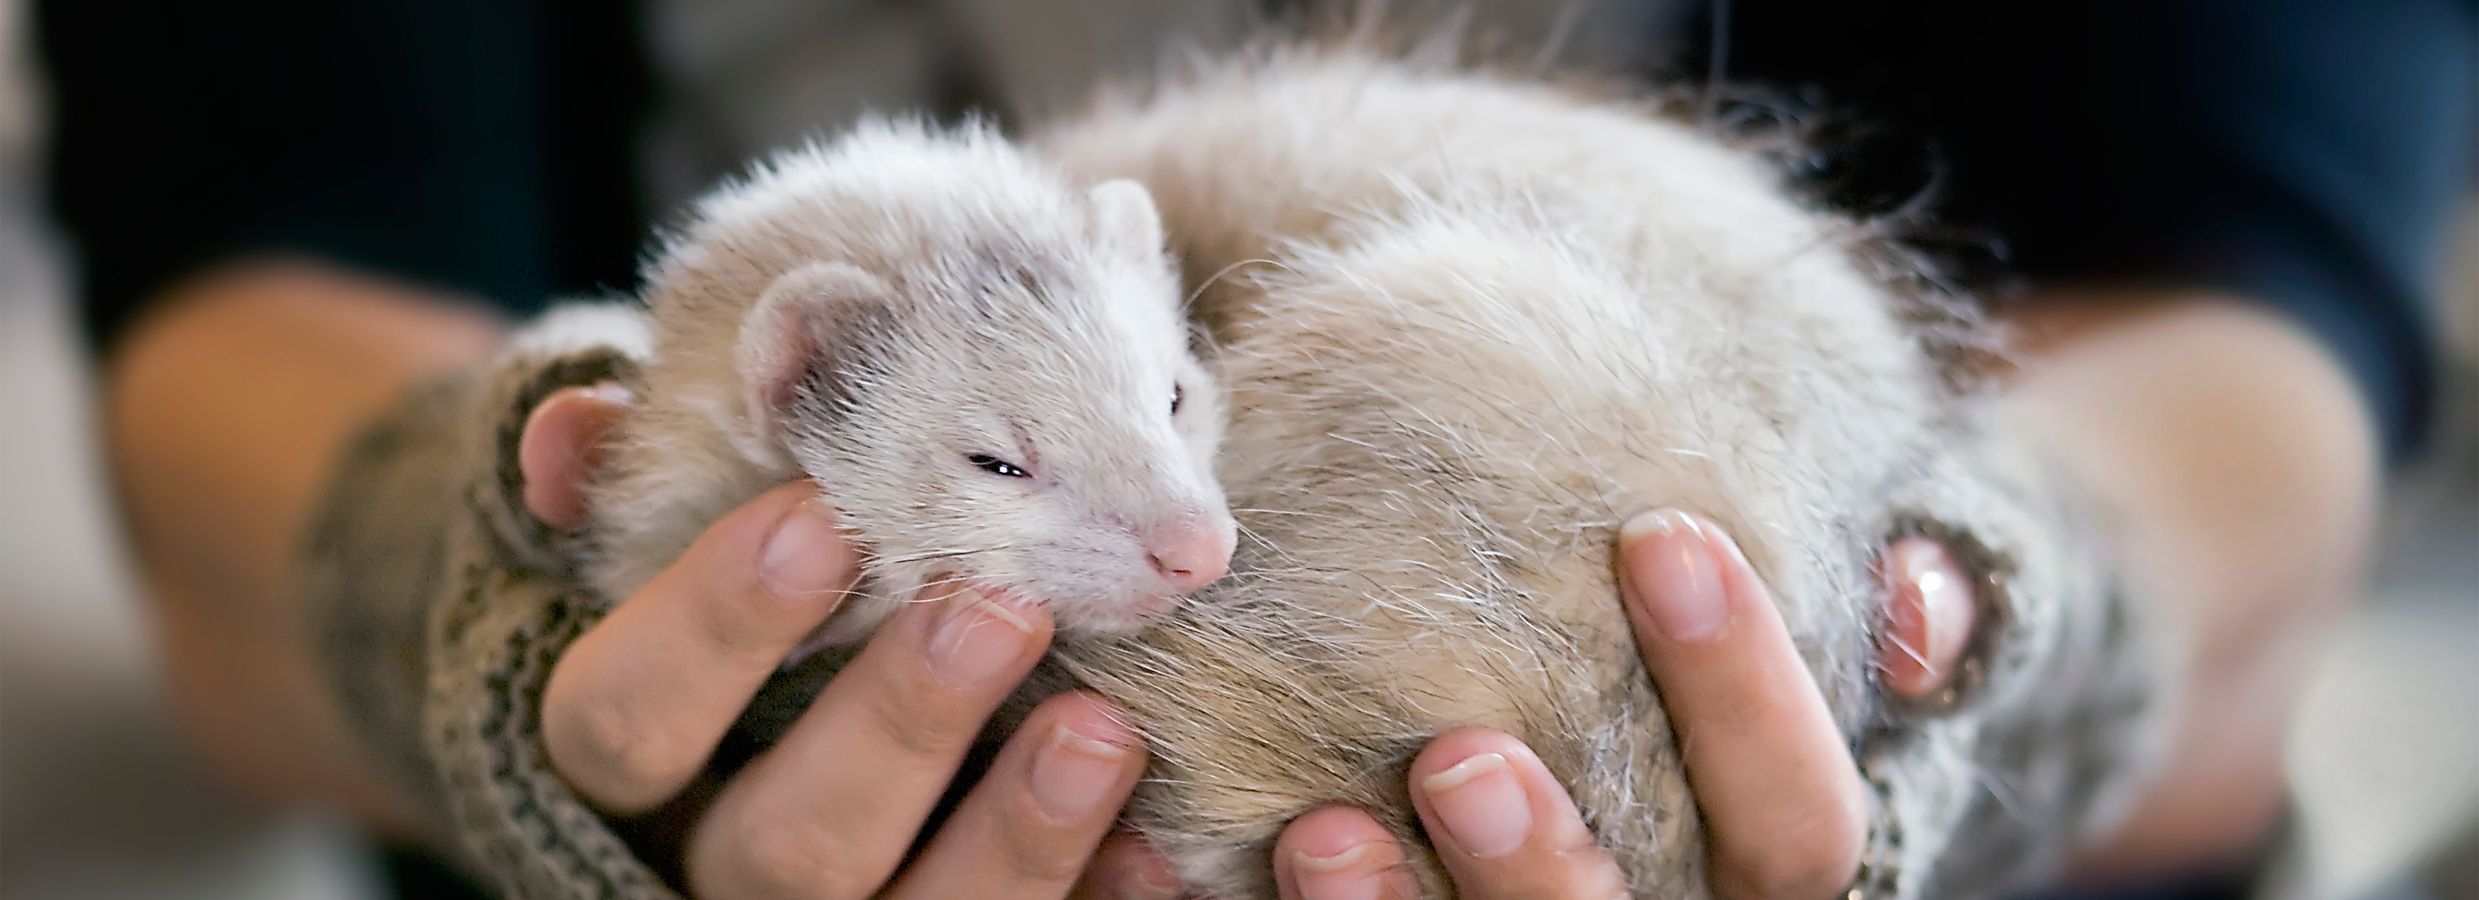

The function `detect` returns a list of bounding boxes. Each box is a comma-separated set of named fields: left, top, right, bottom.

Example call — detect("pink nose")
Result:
left=1147, top=515, right=1238, bottom=594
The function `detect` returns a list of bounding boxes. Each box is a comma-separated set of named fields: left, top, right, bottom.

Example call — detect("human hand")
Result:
left=1073, top=509, right=1979, bottom=900
left=519, top=386, right=1151, bottom=899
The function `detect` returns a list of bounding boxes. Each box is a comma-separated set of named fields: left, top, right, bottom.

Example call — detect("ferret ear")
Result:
left=1088, top=179, right=1165, bottom=255
left=736, top=262, right=891, bottom=436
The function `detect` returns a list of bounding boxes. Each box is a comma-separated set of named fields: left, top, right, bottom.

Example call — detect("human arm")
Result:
left=2007, top=293, right=2380, bottom=876
left=47, top=0, right=643, bottom=843
left=102, top=261, right=502, bottom=836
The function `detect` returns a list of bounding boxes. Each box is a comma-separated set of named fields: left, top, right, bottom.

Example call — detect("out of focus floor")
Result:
left=2273, top=213, right=2479, bottom=900
left=0, top=229, right=388, bottom=898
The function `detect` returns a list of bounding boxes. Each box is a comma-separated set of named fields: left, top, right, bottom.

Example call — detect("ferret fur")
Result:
left=990, top=45, right=2165, bottom=898
left=585, top=119, right=1233, bottom=648
left=567, top=44, right=2159, bottom=900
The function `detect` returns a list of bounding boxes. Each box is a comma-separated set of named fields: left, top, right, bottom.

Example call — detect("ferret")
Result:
left=972, top=44, right=2164, bottom=899
left=474, top=45, right=2166, bottom=900
left=584, top=119, right=1238, bottom=650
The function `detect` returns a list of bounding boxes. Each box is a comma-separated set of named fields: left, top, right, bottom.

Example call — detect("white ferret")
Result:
left=534, top=44, right=2156, bottom=900
left=584, top=120, right=1238, bottom=649
left=985, top=45, right=2159, bottom=899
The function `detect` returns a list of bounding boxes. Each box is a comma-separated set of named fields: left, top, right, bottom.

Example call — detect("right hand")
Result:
left=518, top=386, right=1169, bottom=899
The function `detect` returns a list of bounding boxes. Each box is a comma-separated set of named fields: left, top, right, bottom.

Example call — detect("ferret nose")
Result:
left=1147, top=514, right=1237, bottom=594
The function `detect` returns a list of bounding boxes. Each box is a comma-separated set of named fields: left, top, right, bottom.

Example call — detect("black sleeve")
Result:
left=38, top=0, right=649, bottom=357
left=1694, top=0, right=2477, bottom=464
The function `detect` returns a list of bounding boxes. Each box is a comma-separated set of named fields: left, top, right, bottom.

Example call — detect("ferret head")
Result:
left=735, top=178, right=1235, bottom=638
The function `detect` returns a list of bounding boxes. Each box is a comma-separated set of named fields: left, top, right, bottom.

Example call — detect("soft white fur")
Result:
left=569, top=46, right=2152, bottom=900
left=585, top=119, right=1232, bottom=646
left=1003, top=46, right=2151, bottom=898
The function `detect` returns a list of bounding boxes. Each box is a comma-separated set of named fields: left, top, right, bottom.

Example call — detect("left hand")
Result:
left=1068, top=508, right=1979, bottom=900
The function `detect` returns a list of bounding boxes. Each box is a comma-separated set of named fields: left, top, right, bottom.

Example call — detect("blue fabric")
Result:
left=39, top=0, right=652, bottom=351
left=1669, top=0, right=2477, bottom=464
left=48, top=0, right=2473, bottom=462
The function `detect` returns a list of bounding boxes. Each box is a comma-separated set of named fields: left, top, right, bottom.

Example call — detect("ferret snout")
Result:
left=1144, top=511, right=1238, bottom=595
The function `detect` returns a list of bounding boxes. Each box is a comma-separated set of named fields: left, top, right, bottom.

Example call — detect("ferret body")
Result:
left=995, top=47, right=2160, bottom=898
left=559, top=49, right=2155, bottom=900
left=585, top=119, right=1236, bottom=649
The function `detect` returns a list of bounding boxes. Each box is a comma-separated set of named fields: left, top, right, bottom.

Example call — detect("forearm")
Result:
left=2001, top=292, right=2382, bottom=877
left=104, top=259, right=503, bottom=836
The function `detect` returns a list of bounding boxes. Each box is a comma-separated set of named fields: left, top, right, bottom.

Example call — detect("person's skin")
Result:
left=509, top=292, right=2373, bottom=897
left=1183, top=293, right=2380, bottom=900
left=104, top=259, right=499, bottom=836
left=1172, top=294, right=2380, bottom=900
left=531, top=476, right=1150, bottom=898
left=514, top=391, right=1970, bottom=900
left=108, top=248, right=2373, bottom=898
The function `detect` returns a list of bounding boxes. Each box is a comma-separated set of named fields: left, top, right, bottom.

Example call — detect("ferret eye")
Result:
left=1171, top=383, right=1185, bottom=417
left=968, top=454, right=1030, bottom=478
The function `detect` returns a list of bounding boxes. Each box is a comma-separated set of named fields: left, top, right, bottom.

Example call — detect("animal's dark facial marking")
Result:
left=954, top=237, right=1072, bottom=315
left=1172, top=382, right=1186, bottom=417
left=782, top=298, right=900, bottom=421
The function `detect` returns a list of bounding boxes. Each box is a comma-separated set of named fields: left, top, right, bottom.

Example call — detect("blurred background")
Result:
left=2, top=1, right=2473, bottom=898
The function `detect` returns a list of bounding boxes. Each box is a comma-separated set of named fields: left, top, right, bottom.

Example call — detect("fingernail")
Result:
left=760, top=499, right=849, bottom=601
left=1882, top=538, right=1971, bottom=697
left=1621, top=509, right=1732, bottom=643
left=927, top=591, right=1036, bottom=688
left=1292, top=842, right=1383, bottom=900
left=1028, top=723, right=1135, bottom=820
left=580, top=382, right=636, bottom=404
left=1420, top=752, right=1532, bottom=859
left=1119, top=848, right=1184, bottom=900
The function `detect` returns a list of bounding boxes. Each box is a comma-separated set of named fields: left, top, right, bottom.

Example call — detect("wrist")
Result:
left=1998, top=290, right=2379, bottom=877
left=103, top=259, right=501, bottom=835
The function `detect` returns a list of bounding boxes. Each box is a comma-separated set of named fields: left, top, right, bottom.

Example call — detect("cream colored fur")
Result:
left=563, top=44, right=2157, bottom=900
left=995, top=46, right=2163, bottom=898
left=585, top=118, right=1230, bottom=648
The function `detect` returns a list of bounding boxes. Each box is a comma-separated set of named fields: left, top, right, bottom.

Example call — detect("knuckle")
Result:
left=1716, top=770, right=1869, bottom=900
left=858, top=675, right=976, bottom=759
left=543, top=693, right=695, bottom=810
left=1526, top=830, right=1631, bottom=900
left=1719, top=843, right=1857, bottom=900
left=711, top=814, right=873, bottom=900
left=1569, top=866, right=1635, bottom=900
left=996, top=818, right=1095, bottom=885
left=692, top=593, right=784, bottom=669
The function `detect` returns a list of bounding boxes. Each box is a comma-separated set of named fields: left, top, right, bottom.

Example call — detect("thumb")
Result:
left=517, top=382, right=634, bottom=529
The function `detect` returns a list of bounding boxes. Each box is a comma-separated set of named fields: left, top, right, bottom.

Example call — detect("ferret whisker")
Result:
left=1185, top=257, right=1297, bottom=309
left=779, top=586, right=873, bottom=604
left=879, top=544, right=1017, bottom=565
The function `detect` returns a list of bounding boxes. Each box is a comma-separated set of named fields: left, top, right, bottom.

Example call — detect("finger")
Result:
left=1404, top=729, right=1628, bottom=900
left=517, top=383, right=633, bottom=528
left=542, top=483, right=858, bottom=813
left=1068, top=831, right=1185, bottom=900
left=1876, top=536, right=1976, bottom=700
left=1274, top=807, right=1420, bottom=900
left=885, top=693, right=1148, bottom=900
left=1617, top=510, right=1866, bottom=900
left=686, top=586, right=1053, bottom=900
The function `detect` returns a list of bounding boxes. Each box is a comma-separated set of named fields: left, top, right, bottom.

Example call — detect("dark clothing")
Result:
left=40, top=1, right=2475, bottom=462
left=38, top=0, right=651, bottom=341
left=1675, top=0, right=2477, bottom=465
